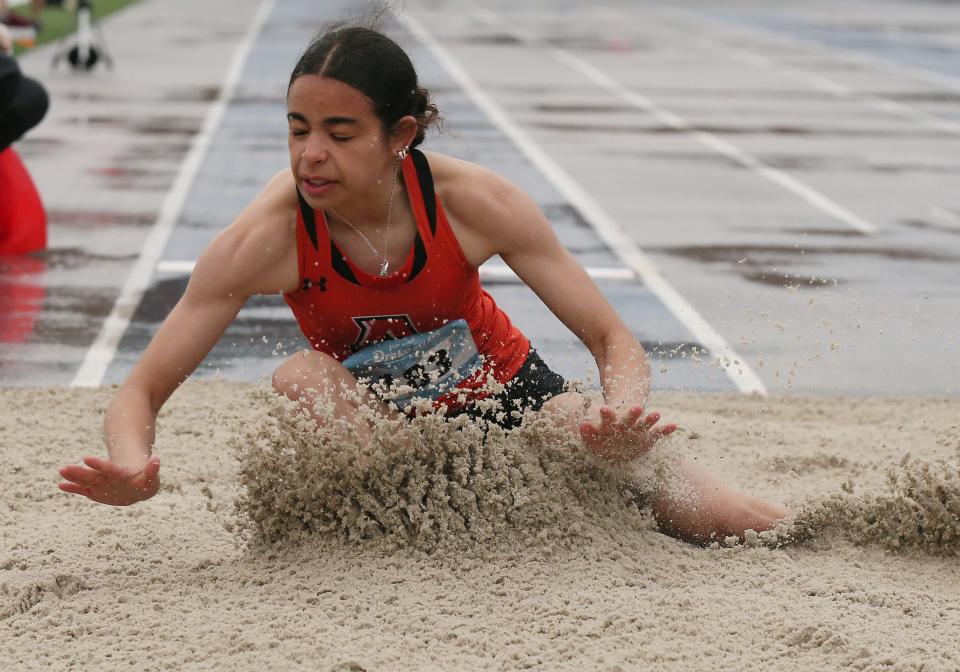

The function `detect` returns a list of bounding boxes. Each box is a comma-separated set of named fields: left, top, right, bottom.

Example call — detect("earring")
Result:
left=397, top=145, right=409, bottom=160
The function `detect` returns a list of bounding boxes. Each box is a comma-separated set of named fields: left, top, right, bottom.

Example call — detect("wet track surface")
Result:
left=2, top=0, right=958, bottom=395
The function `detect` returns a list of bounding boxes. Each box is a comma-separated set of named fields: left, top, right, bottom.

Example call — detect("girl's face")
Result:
left=286, top=75, right=398, bottom=211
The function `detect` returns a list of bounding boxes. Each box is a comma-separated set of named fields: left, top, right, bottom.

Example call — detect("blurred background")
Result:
left=1, top=0, right=958, bottom=396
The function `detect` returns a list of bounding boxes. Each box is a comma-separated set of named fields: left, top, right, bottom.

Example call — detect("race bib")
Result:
left=342, top=319, right=481, bottom=405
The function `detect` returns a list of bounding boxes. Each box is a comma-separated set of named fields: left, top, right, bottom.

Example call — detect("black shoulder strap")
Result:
left=296, top=188, right=319, bottom=250
left=330, top=240, right=359, bottom=284
left=411, top=148, right=437, bottom=236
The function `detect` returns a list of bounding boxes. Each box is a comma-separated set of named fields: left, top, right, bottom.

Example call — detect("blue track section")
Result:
left=698, top=7, right=960, bottom=84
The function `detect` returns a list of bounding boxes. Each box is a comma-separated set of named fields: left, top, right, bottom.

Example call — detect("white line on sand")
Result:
left=399, top=12, right=767, bottom=395
left=155, top=260, right=637, bottom=281
left=476, top=14, right=877, bottom=236
left=71, top=0, right=276, bottom=388
left=647, top=17, right=960, bottom=139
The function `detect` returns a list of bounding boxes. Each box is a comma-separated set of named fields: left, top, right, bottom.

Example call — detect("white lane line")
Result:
left=71, top=0, right=276, bottom=388
left=156, top=260, right=637, bottom=281
left=156, top=260, right=199, bottom=274
left=669, top=7, right=960, bottom=95
left=476, top=13, right=877, bottom=236
left=929, top=206, right=960, bottom=229
left=399, top=12, right=767, bottom=395
left=647, top=17, right=960, bottom=139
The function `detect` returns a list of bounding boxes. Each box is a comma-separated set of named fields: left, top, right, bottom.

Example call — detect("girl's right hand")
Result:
left=58, top=456, right=161, bottom=506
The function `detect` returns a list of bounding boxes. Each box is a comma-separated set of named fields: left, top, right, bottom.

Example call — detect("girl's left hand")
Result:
left=579, top=405, right=677, bottom=462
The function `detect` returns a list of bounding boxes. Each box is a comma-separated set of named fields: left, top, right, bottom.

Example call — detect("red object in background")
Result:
left=0, top=146, right=47, bottom=254
left=0, top=254, right=44, bottom=343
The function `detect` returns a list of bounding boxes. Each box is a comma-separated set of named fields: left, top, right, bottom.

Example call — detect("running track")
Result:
left=2, top=0, right=958, bottom=396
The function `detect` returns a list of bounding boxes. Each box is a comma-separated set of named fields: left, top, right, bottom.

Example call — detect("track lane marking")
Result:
left=473, top=11, right=878, bottom=235
left=670, top=7, right=960, bottom=94
left=641, top=15, right=960, bottom=139
left=71, top=0, right=276, bottom=388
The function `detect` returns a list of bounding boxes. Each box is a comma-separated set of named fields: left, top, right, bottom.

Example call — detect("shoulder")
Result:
left=194, top=168, right=300, bottom=296
left=424, top=151, right=527, bottom=218
left=421, top=151, right=547, bottom=260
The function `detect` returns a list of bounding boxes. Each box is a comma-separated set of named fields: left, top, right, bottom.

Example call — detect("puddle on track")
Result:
left=46, top=209, right=157, bottom=229
left=661, top=243, right=958, bottom=264
left=58, top=115, right=202, bottom=136
left=657, top=243, right=958, bottom=288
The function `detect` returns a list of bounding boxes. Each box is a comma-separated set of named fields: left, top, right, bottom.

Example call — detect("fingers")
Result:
left=623, top=406, right=645, bottom=426
left=81, top=455, right=132, bottom=478
left=653, top=423, right=678, bottom=438
left=580, top=405, right=678, bottom=459
left=579, top=422, right=599, bottom=443
left=598, top=406, right=617, bottom=430
left=58, top=481, right=92, bottom=497
left=58, top=464, right=106, bottom=487
left=140, top=457, right=161, bottom=489
left=144, top=457, right=160, bottom=480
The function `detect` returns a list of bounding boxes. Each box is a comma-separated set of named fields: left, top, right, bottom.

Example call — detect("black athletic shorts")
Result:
left=448, top=348, right=567, bottom=430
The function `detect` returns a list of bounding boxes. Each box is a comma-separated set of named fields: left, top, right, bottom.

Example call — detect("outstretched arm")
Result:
left=59, top=170, right=299, bottom=504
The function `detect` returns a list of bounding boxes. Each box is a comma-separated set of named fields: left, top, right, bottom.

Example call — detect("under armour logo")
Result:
left=301, top=277, right=327, bottom=292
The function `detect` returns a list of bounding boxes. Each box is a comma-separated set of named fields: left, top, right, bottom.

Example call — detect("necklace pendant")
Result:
left=378, top=260, right=389, bottom=277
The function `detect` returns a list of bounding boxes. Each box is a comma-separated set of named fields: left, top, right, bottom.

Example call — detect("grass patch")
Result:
left=11, top=0, right=144, bottom=56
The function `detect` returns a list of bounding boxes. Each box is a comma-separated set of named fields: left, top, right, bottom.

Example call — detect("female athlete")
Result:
left=58, top=24, right=789, bottom=544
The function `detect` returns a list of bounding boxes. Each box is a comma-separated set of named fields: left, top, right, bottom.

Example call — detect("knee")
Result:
left=271, top=349, right=340, bottom=399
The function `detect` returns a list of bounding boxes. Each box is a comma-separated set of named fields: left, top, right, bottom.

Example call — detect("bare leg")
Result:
left=271, top=349, right=399, bottom=442
left=650, top=458, right=790, bottom=544
left=541, top=391, right=790, bottom=544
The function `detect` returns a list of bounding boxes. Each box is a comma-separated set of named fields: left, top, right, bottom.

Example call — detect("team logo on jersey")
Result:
left=301, top=276, right=327, bottom=292
left=351, top=314, right=418, bottom=351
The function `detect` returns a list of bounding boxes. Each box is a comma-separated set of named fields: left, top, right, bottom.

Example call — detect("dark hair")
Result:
left=288, top=22, right=440, bottom=148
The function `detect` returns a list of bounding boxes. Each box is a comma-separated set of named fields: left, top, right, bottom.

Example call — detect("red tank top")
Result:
left=283, top=148, right=530, bottom=407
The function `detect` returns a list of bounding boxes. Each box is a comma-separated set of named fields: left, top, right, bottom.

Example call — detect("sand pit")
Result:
left=3, top=381, right=960, bottom=670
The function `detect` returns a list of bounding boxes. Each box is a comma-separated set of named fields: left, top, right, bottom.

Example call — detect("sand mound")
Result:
left=231, top=389, right=677, bottom=553
left=771, top=450, right=960, bottom=555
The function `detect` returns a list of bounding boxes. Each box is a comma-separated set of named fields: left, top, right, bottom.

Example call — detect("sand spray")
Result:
left=230, top=384, right=960, bottom=556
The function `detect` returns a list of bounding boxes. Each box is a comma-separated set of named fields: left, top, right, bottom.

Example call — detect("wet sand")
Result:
left=2, top=381, right=960, bottom=670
